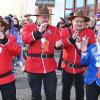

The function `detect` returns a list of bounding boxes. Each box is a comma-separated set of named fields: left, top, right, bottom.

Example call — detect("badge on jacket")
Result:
left=41, top=38, right=50, bottom=53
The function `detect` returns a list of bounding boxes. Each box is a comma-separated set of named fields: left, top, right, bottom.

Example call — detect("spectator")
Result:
left=20, top=14, right=33, bottom=27
left=57, top=12, right=74, bottom=71
left=87, top=17, right=96, bottom=30
left=57, top=17, right=67, bottom=31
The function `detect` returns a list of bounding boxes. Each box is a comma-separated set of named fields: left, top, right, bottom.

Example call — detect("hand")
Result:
left=72, top=31, right=79, bottom=40
left=55, top=40, right=63, bottom=47
left=39, top=23, right=48, bottom=33
left=0, top=32, right=4, bottom=39
left=80, top=40, right=88, bottom=52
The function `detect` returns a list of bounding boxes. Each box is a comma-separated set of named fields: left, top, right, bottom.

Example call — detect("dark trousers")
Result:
left=0, top=81, right=17, bottom=100
left=86, top=81, right=100, bottom=100
left=58, top=50, right=63, bottom=70
left=62, top=70, right=84, bottom=100
left=28, top=71, right=57, bottom=100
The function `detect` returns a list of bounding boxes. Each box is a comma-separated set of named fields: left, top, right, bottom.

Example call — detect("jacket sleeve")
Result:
left=60, top=28, right=73, bottom=48
left=2, top=35, right=21, bottom=56
left=81, top=47, right=90, bottom=66
left=22, top=23, right=41, bottom=44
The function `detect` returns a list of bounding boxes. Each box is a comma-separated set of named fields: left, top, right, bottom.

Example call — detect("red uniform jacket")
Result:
left=0, top=35, right=21, bottom=85
left=60, top=28, right=96, bottom=74
left=22, top=23, right=60, bottom=73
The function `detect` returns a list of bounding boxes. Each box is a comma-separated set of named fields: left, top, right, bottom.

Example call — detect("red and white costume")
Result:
left=60, top=27, right=96, bottom=74
left=0, top=35, right=21, bottom=85
left=22, top=23, right=60, bottom=73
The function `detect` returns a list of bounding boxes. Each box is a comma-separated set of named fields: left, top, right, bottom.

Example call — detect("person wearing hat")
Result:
left=56, top=17, right=68, bottom=71
left=0, top=16, right=21, bottom=100
left=87, top=17, right=96, bottom=30
left=80, top=25, right=100, bottom=100
left=60, top=10, right=96, bottom=100
left=57, top=12, right=74, bottom=71
left=20, top=14, right=33, bottom=27
left=57, top=17, right=67, bottom=31
left=22, top=5, right=61, bottom=100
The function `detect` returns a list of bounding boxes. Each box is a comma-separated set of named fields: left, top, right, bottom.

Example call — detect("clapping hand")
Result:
left=80, top=40, right=88, bottom=52
left=72, top=31, right=79, bottom=40
left=39, top=23, right=48, bottom=33
left=68, top=31, right=79, bottom=44
left=55, top=40, right=63, bottom=48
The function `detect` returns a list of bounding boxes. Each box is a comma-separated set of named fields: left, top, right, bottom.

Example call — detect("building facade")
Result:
left=64, top=0, right=100, bottom=18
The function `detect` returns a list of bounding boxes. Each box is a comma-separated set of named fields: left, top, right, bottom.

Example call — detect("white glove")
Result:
left=96, top=62, right=100, bottom=67
left=55, top=40, right=63, bottom=48
left=39, top=23, right=48, bottom=33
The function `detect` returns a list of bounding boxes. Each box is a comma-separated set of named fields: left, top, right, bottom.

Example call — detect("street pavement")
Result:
left=0, top=68, right=75, bottom=100
left=0, top=67, right=100, bottom=100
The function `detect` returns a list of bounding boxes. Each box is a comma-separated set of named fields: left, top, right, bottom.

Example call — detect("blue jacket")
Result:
left=10, top=27, right=22, bottom=44
left=81, top=44, right=100, bottom=86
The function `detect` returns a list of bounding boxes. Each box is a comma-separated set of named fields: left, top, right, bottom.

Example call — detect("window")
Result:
left=65, top=10, right=73, bottom=19
left=65, top=0, right=100, bottom=17
left=98, top=0, right=100, bottom=9
left=76, top=0, right=84, bottom=8
left=87, top=0, right=94, bottom=16
left=65, top=0, right=73, bottom=9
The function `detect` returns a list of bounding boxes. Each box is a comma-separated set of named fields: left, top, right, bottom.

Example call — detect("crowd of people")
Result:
left=0, top=4, right=100, bottom=100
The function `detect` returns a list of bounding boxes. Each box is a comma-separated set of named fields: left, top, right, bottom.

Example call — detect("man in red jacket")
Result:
left=22, top=5, right=61, bottom=100
left=0, top=16, right=21, bottom=100
left=60, top=10, right=96, bottom=100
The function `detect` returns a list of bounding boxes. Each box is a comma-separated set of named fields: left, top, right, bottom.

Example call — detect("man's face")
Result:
left=72, top=17, right=85, bottom=31
left=37, top=15, right=50, bottom=25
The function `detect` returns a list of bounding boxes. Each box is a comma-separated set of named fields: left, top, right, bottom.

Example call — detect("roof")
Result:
left=35, top=0, right=55, bottom=7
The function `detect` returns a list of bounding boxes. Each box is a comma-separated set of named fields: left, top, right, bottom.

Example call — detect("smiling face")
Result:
left=72, top=17, right=85, bottom=32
